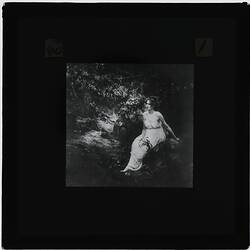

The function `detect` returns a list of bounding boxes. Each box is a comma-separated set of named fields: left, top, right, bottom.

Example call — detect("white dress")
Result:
left=122, top=111, right=167, bottom=172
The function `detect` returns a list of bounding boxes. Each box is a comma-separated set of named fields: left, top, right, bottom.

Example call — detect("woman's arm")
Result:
left=139, top=113, right=146, bottom=143
left=140, top=112, right=146, bottom=139
left=157, top=112, right=179, bottom=140
left=141, top=123, right=146, bottom=139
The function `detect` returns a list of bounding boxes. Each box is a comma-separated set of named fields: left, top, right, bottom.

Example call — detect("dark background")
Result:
left=3, top=3, right=249, bottom=249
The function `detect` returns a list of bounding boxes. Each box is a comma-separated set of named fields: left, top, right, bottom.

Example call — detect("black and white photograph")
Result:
left=66, top=64, right=193, bottom=187
left=3, top=2, right=249, bottom=249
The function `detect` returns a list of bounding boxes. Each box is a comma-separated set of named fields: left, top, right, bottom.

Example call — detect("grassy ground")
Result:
left=66, top=127, right=193, bottom=187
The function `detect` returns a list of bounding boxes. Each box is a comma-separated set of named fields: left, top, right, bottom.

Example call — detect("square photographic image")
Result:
left=66, top=63, right=193, bottom=187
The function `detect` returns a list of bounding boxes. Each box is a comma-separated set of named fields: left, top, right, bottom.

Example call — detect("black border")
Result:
left=2, top=3, right=249, bottom=249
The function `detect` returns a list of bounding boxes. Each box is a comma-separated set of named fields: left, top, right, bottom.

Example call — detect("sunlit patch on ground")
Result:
left=76, top=130, right=120, bottom=149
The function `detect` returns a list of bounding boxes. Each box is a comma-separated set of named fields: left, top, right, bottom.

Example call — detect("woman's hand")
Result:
left=175, top=137, right=180, bottom=143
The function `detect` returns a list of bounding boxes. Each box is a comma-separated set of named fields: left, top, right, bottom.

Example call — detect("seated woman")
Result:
left=121, top=97, right=179, bottom=175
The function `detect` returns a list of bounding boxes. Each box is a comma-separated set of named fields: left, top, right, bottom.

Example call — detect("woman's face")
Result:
left=145, top=100, right=153, bottom=111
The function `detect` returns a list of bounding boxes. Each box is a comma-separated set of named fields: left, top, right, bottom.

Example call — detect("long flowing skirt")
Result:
left=123, top=127, right=166, bottom=172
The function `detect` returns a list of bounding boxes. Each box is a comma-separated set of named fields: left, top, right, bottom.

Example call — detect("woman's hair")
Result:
left=144, top=96, right=160, bottom=108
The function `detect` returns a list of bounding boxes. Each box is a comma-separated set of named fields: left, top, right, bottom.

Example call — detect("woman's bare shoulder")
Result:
left=155, top=111, right=165, bottom=119
left=154, top=111, right=162, bottom=116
